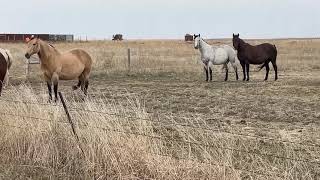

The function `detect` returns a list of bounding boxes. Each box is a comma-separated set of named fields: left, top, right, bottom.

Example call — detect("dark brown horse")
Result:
left=232, top=34, right=278, bottom=81
left=0, top=53, right=8, bottom=96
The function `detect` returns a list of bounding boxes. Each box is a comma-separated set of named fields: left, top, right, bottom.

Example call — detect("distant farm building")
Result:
left=112, top=34, right=123, bottom=41
left=185, top=34, right=194, bottom=41
left=0, top=34, right=74, bottom=42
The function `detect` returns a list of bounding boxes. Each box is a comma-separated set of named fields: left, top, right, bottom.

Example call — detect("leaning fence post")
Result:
left=127, top=48, right=131, bottom=72
left=59, top=92, right=85, bottom=157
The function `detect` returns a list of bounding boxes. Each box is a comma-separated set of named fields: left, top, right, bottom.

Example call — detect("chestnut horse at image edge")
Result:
left=232, top=34, right=278, bottom=81
left=0, top=49, right=13, bottom=96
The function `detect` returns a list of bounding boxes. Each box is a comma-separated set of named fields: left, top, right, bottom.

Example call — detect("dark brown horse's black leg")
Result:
left=47, top=82, right=52, bottom=101
left=235, top=67, right=239, bottom=80
left=245, top=63, right=250, bottom=81
left=204, top=67, right=208, bottom=81
left=53, top=82, right=58, bottom=102
left=209, top=67, right=213, bottom=81
left=264, top=63, right=270, bottom=81
left=240, top=62, right=246, bottom=81
left=271, top=61, right=278, bottom=81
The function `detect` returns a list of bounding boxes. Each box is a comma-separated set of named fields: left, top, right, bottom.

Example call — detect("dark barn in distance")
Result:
left=185, top=34, right=194, bottom=42
left=112, top=34, right=123, bottom=41
left=0, top=34, right=74, bottom=42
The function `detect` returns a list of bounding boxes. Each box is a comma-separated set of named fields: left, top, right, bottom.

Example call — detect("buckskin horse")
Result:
left=232, top=33, right=278, bottom=81
left=25, top=36, right=93, bottom=102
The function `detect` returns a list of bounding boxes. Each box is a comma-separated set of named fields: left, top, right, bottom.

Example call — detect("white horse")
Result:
left=0, top=48, right=13, bottom=87
left=194, top=34, right=238, bottom=81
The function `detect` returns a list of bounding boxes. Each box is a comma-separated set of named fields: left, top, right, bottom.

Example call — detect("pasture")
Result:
left=0, top=39, right=320, bottom=179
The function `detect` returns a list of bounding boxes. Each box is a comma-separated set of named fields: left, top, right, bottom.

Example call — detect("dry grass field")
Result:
left=0, top=39, right=319, bottom=179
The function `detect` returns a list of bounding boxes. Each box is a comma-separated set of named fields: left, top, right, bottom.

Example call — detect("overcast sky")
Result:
left=1, top=0, right=319, bottom=39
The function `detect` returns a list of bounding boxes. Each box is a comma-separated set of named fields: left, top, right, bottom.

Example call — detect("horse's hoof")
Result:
left=246, top=79, right=249, bottom=81
left=72, top=86, right=78, bottom=90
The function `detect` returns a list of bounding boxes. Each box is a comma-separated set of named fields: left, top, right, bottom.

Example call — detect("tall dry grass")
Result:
left=0, top=85, right=319, bottom=179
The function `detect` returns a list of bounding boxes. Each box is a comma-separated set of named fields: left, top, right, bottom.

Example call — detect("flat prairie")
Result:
left=0, top=39, right=319, bottom=179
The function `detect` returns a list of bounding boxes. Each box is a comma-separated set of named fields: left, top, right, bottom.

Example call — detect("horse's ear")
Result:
left=25, top=37, right=30, bottom=43
left=198, top=34, right=200, bottom=37
left=233, top=33, right=235, bottom=37
left=237, top=34, right=239, bottom=37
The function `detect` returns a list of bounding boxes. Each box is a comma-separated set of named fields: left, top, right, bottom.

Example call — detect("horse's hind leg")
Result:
left=223, top=64, right=228, bottom=81
left=84, top=80, right=89, bottom=95
left=4, top=71, right=9, bottom=88
left=73, top=74, right=84, bottom=90
left=209, top=67, right=213, bottom=81
left=264, top=62, right=270, bottom=81
left=80, top=79, right=89, bottom=95
left=72, top=80, right=81, bottom=90
left=271, top=61, right=278, bottom=81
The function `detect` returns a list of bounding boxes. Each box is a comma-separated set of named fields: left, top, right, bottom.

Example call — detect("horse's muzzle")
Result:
left=25, top=53, right=31, bottom=59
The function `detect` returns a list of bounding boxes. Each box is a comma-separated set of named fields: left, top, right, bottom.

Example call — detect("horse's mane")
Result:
left=237, top=37, right=251, bottom=47
left=201, top=38, right=210, bottom=44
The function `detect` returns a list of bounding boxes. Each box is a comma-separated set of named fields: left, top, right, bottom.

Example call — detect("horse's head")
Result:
left=25, top=35, right=41, bottom=59
left=232, top=33, right=241, bottom=50
left=193, top=34, right=201, bottom=49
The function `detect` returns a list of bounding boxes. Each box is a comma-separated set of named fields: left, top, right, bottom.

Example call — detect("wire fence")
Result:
left=0, top=94, right=319, bottom=178
left=1, top=97, right=319, bottom=150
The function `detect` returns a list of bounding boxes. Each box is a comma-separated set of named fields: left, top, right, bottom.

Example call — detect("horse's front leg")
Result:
left=46, top=81, right=52, bottom=101
left=240, top=61, right=246, bottom=81
left=204, top=66, right=208, bottom=82
left=52, top=73, right=59, bottom=102
left=245, top=63, right=250, bottom=81
left=44, top=74, right=52, bottom=101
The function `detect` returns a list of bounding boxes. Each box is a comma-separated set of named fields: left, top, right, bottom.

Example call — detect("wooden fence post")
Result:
left=59, top=92, right=85, bottom=157
left=127, top=48, right=131, bottom=72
